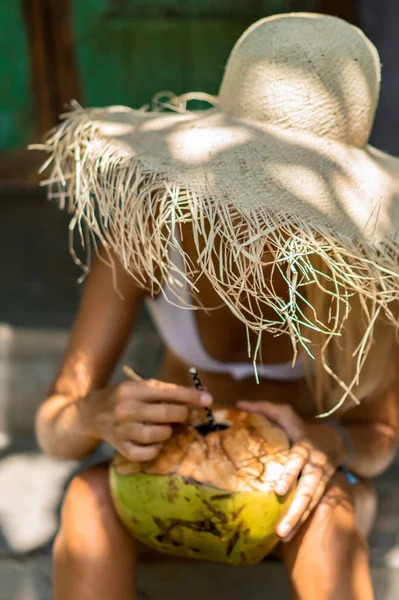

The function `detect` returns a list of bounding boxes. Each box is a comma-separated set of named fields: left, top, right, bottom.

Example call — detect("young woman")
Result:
left=36, top=13, right=399, bottom=600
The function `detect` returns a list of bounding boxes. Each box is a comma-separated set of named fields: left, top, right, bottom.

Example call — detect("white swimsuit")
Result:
left=146, top=240, right=306, bottom=382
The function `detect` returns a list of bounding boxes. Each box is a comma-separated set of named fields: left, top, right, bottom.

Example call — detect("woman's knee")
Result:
left=318, top=474, right=376, bottom=541
left=316, top=474, right=358, bottom=528
left=57, top=465, right=130, bottom=556
left=288, top=473, right=367, bottom=557
left=61, top=466, right=112, bottom=521
left=310, top=473, right=370, bottom=556
left=283, top=474, right=373, bottom=599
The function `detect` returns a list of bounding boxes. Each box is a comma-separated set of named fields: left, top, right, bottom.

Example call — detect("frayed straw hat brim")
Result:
left=37, top=104, right=399, bottom=352
left=44, top=104, right=399, bottom=244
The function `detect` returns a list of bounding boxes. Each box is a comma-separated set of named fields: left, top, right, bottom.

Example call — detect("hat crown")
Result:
left=219, top=14, right=380, bottom=148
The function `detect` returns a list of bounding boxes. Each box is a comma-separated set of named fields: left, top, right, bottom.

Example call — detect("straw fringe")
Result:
left=35, top=104, right=399, bottom=415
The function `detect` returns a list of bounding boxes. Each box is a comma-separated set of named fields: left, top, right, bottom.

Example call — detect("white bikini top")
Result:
left=145, top=239, right=307, bottom=382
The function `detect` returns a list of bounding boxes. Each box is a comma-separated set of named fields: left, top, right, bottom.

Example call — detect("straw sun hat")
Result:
left=38, top=13, right=399, bottom=385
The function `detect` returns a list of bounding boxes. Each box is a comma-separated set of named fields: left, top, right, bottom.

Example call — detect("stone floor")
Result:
left=1, top=324, right=399, bottom=599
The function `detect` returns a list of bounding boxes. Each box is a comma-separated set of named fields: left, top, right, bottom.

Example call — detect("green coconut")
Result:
left=109, top=408, right=293, bottom=565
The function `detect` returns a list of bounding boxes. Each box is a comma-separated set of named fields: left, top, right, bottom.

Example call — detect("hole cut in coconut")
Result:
left=195, top=408, right=232, bottom=436
left=195, top=422, right=230, bottom=436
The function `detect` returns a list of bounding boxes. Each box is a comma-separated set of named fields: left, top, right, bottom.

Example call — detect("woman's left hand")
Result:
left=237, top=400, right=348, bottom=542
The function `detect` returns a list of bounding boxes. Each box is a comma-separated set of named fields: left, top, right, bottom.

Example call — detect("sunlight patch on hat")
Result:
left=169, top=125, right=252, bottom=165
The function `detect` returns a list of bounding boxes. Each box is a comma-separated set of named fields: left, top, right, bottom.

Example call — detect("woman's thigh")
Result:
left=59, top=463, right=192, bottom=563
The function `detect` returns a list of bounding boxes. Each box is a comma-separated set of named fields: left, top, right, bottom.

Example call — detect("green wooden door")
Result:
left=72, top=0, right=285, bottom=109
left=0, top=1, right=355, bottom=157
left=0, top=3, right=35, bottom=151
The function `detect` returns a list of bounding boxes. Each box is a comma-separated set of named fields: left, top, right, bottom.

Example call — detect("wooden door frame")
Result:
left=23, top=0, right=81, bottom=137
left=0, top=0, right=81, bottom=186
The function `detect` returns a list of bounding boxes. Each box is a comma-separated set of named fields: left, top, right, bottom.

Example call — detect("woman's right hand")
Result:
left=81, top=379, right=213, bottom=462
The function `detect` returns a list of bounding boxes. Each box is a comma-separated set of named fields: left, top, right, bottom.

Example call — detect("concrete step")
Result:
left=1, top=555, right=399, bottom=600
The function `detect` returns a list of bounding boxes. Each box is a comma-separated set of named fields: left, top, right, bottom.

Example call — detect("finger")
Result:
left=119, top=441, right=163, bottom=462
left=142, top=380, right=213, bottom=406
left=119, top=422, right=173, bottom=445
left=237, top=400, right=304, bottom=441
left=274, top=443, right=309, bottom=496
left=284, top=468, right=334, bottom=542
left=277, top=464, right=324, bottom=540
left=120, top=380, right=213, bottom=407
left=135, top=402, right=190, bottom=424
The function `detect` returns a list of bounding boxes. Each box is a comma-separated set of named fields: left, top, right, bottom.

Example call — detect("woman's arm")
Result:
left=36, top=248, right=212, bottom=462
left=340, top=350, right=399, bottom=479
left=36, top=248, right=147, bottom=459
